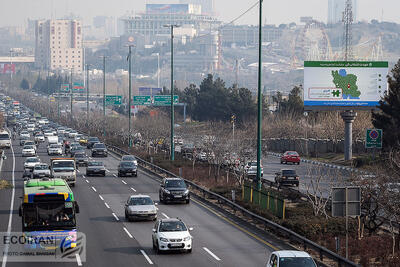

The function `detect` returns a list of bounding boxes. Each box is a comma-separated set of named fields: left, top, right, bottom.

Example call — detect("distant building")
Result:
left=328, top=0, right=357, bottom=24
left=220, top=25, right=283, bottom=47
left=179, top=0, right=215, bottom=15
left=35, top=19, right=83, bottom=72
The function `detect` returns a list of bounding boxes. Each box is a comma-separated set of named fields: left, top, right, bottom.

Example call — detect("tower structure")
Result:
left=342, top=0, right=353, bottom=61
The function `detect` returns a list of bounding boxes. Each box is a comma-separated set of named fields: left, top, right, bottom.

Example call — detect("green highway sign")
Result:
left=60, top=84, right=70, bottom=92
left=105, top=95, right=122, bottom=106
left=366, top=129, right=382, bottom=149
left=153, top=95, right=179, bottom=106
left=133, top=96, right=152, bottom=105
left=72, top=82, right=85, bottom=92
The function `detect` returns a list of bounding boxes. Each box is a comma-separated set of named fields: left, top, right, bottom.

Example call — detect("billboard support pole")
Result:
left=341, top=111, right=357, bottom=161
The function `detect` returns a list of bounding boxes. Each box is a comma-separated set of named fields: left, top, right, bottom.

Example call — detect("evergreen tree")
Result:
left=372, top=59, right=400, bottom=148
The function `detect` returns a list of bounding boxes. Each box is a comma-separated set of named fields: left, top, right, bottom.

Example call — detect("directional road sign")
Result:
left=60, top=84, right=70, bottom=92
left=105, top=95, right=122, bottom=106
left=365, top=129, right=382, bottom=149
left=133, top=96, right=152, bottom=105
left=153, top=95, right=179, bottom=106
left=72, top=82, right=85, bottom=92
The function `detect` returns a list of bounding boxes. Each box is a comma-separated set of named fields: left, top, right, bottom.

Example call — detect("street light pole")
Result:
left=70, top=68, right=73, bottom=124
left=127, top=45, right=135, bottom=148
left=101, top=56, right=106, bottom=137
left=86, top=64, right=90, bottom=129
left=164, top=24, right=180, bottom=161
left=157, top=53, right=160, bottom=88
left=256, top=0, right=263, bottom=191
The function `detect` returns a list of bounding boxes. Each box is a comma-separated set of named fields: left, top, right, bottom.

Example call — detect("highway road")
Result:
left=0, top=135, right=294, bottom=266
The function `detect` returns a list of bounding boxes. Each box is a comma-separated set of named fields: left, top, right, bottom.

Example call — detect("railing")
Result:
left=105, top=144, right=358, bottom=267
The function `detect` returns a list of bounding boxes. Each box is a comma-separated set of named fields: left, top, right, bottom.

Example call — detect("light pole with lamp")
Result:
left=126, top=45, right=135, bottom=148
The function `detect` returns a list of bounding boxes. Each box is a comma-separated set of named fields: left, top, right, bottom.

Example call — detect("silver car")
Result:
left=124, top=195, right=157, bottom=222
left=32, top=163, right=51, bottom=178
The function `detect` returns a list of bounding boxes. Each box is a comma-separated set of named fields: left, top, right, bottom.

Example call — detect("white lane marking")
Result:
left=130, top=187, right=136, bottom=192
left=112, top=213, right=120, bottom=221
left=161, top=212, right=169, bottom=219
left=77, top=169, right=80, bottom=173
left=75, top=254, right=82, bottom=266
left=99, top=195, right=104, bottom=201
left=140, top=250, right=154, bottom=265
left=104, top=203, right=110, bottom=209
left=123, top=227, right=133, bottom=238
left=82, top=175, right=86, bottom=178
left=203, top=247, right=221, bottom=261
left=121, top=180, right=127, bottom=185
left=105, top=169, right=110, bottom=173
left=113, top=174, right=117, bottom=177
left=91, top=186, right=97, bottom=192
left=2, top=138, right=16, bottom=267
left=86, top=179, right=89, bottom=183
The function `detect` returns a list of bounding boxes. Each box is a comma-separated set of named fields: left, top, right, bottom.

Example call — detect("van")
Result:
left=0, top=130, right=11, bottom=148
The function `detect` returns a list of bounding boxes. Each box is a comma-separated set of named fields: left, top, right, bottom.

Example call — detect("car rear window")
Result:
left=287, top=152, right=299, bottom=156
left=282, top=170, right=297, bottom=176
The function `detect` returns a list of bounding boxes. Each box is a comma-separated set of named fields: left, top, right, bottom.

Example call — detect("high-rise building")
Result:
left=179, top=0, right=215, bottom=15
left=327, top=0, right=357, bottom=24
left=35, top=19, right=83, bottom=72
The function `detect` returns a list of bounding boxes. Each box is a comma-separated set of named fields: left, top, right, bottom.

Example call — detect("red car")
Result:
left=280, top=151, right=300, bottom=165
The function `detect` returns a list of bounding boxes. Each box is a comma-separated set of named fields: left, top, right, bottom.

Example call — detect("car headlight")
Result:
left=184, top=189, right=189, bottom=195
left=183, top=236, right=191, bottom=241
left=159, top=237, right=168, bottom=242
left=164, top=189, right=170, bottom=194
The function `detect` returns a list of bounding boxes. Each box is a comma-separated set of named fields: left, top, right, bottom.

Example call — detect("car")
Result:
left=124, top=195, right=157, bottom=221
left=87, top=137, right=100, bottom=149
left=152, top=218, right=193, bottom=254
left=22, top=145, right=36, bottom=157
left=22, top=168, right=32, bottom=180
left=275, top=169, right=300, bottom=187
left=43, top=129, right=54, bottom=137
left=159, top=177, right=190, bottom=204
left=32, top=163, right=51, bottom=178
left=245, top=161, right=263, bottom=179
left=281, top=151, right=301, bottom=165
left=19, top=136, right=29, bottom=146
left=266, top=250, right=317, bottom=267
left=23, top=157, right=41, bottom=170
left=121, top=155, right=138, bottom=165
left=70, top=145, right=85, bottom=157
left=24, top=141, right=37, bottom=151
left=34, top=134, right=45, bottom=142
left=79, top=135, right=89, bottom=146
left=19, top=131, right=30, bottom=139
left=118, top=161, right=138, bottom=177
left=0, top=131, right=11, bottom=148
left=69, top=130, right=78, bottom=138
left=91, top=143, right=108, bottom=157
left=47, top=143, right=63, bottom=155
left=86, top=161, right=106, bottom=176
left=74, top=134, right=83, bottom=142
left=74, top=152, right=89, bottom=167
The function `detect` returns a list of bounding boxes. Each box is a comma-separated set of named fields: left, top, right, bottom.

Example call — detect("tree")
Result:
left=372, top=59, right=400, bottom=148
left=20, top=78, right=29, bottom=90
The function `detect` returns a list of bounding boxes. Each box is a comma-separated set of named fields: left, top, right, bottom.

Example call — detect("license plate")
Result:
left=170, top=243, right=182, bottom=247
left=174, top=195, right=182, bottom=198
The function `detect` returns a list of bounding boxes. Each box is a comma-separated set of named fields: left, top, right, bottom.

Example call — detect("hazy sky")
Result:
left=1, top=0, right=399, bottom=27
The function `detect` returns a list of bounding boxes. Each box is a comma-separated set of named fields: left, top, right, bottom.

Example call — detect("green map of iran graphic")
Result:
left=331, top=70, right=361, bottom=99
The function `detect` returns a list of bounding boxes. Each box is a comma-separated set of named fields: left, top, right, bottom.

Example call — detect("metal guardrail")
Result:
left=104, top=144, right=358, bottom=267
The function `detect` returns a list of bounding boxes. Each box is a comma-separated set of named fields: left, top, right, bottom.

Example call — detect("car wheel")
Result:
left=134, top=173, right=138, bottom=177
left=71, top=183, right=75, bottom=187
left=187, top=248, right=192, bottom=253
left=155, top=241, right=160, bottom=254
left=117, top=172, right=121, bottom=177
left=159, top=194, right=163, bottom=204
left=297, top=162, right=300, bottom=165
left=186, top=199, right=190, bottom=204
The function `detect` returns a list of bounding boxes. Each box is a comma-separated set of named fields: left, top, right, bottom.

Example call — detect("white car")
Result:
left=32, top=163, right=51, bottom=178
left=152, top=218, right=193, bottom=253
left=34, top=134, right=45, bottom=142
left=266, top=251, right=317, bottom=267
left=24, top=157, right=41, bottom=170
left=125, top=195, right=157, bottom=221
left=22, top=145, right=36, bottom=157
left=47, top=144, right=63, bottom=155
left=43, top=130, right=53, bottom=137
left=19, top=131, right=30, bottom=139
left=74, top=134, right=83, bottom=142
left=69, top=131, right=78, bottom=138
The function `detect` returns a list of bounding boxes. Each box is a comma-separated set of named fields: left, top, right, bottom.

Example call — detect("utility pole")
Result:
left=127, top=45, right=135, bottom=148
left=101, top=56, right=106, bottom=137
left=157, top=52, right=160, bottom=88
left=86, top=64, right=90, bottom=129
left=70, top=68, right=73, bottom=124
left=256, top=0, right=263, bottom=190
left=164, top=24, right=180, bottom=161
left=47, top=70, right=50, bottom=115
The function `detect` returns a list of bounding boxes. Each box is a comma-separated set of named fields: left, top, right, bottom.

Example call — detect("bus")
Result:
left=19, top=178, right=80, bottom=248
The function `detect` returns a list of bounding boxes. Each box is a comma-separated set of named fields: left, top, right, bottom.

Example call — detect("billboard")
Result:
left=146, top=4, right=189, bottom=14
left=304, top=61, right=388, bottom=109
left=0, top=63, right=15, bottom=74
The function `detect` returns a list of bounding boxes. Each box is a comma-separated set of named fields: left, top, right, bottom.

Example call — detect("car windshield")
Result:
left=279, top=257, right=316, bottom=267
left=121, top=161, right=135, bottom=167
left=72, top=146, right=84, bottom=151
left=94, top=143, right=106, bottom=148
left=26, top=158, right=39, bottom=163
left=75, top=153, right=86, bottom=158
left=159, top=221, right=187, bottom=232
left=49, top=144, right=61, bottom=148
left=165, top=179, right=186, bottom=188
left=282, top=170, right=296, bottom=176
left=89, top=137, right=99, bottom=142
left=88, top=162, right=103, bottom=167
left=0, top=133, right=9, bottom=139
left=53, top=161, right=74, bottom=168
left=129, top=197, right=153, bottom=206
left=24, top=145, right=34, bottom=149
left=122, top=155, right=136, bottom=161
left=287, top=152, right=299, bottom=156
left=34, top=165, right=49, bottom=170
